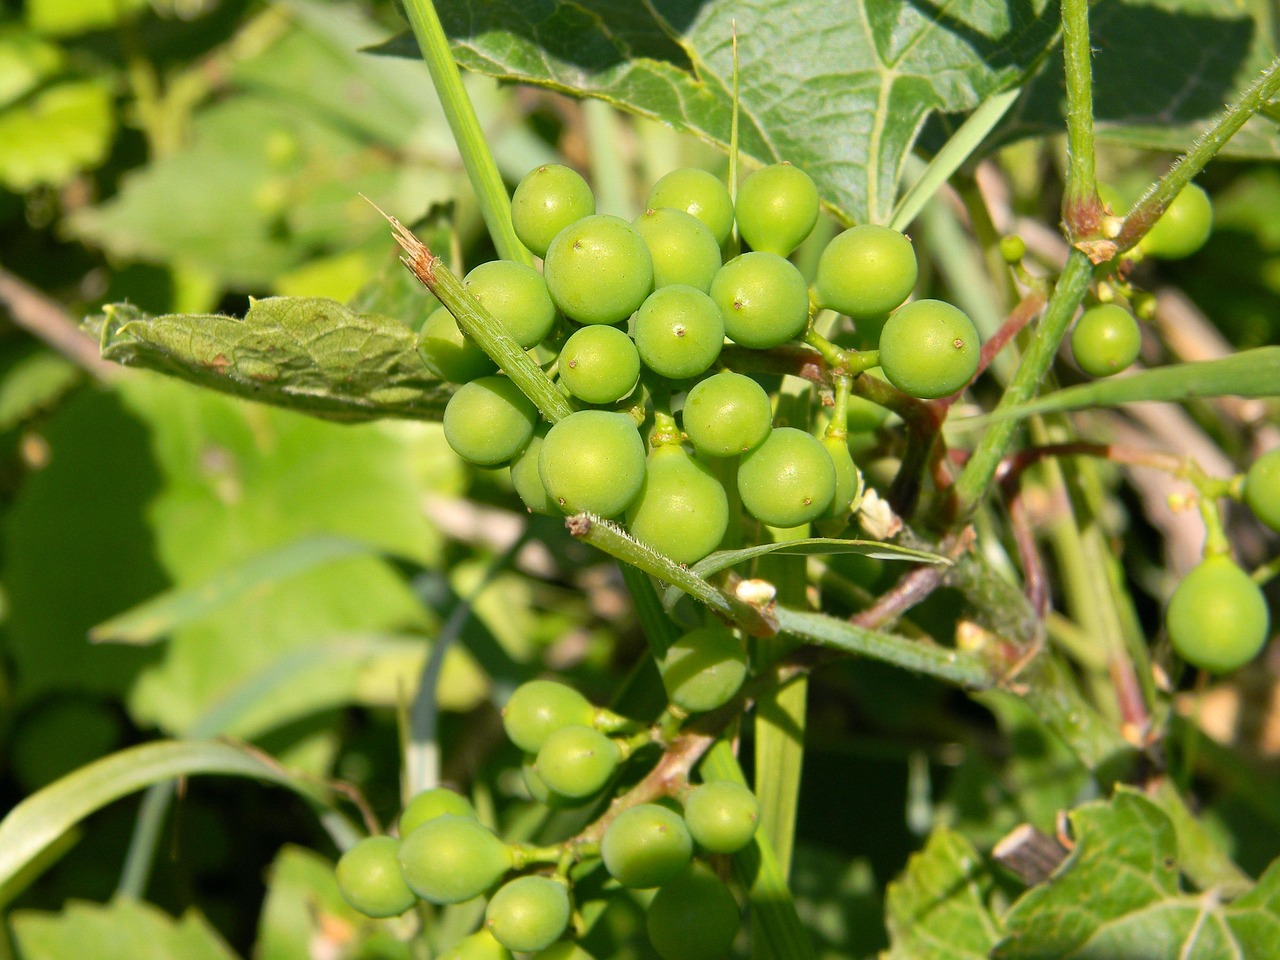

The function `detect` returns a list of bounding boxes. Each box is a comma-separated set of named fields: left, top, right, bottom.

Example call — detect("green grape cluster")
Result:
left=425, top=161, right=983, bottom=566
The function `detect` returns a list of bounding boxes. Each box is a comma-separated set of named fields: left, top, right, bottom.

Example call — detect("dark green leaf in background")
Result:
left=380, top=0, right=1060, bottom=225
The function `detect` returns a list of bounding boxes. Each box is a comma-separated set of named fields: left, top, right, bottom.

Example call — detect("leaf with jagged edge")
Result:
left=883, top=827, right=1001, bottom=960
left=376, top=0, right=1060, bottom=226
left=86, top=297, right=453, bottom=422
left=994, top=788, right=1280, bottom=959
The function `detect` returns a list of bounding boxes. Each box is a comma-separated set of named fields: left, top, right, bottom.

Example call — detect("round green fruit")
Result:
left=626, top=445, right=728, bottom=565
left=1071, top=303, right=1142, bottom=378
left=1166, top=555, right=1270, bottom=674
left=538, top=410, right=647, bottom=517
left=646, top=862, right=740, bottom=960
left=647, top=168, right=735, bottom=246
left=512, top=164, right=595, bottom=259
left=601, top=803, right=693, bottom=889
left=710, top=251, right=810, bottom=349
left=633, top=206, right=723, bottom=291
left=534, top=724, right=621, bottom=799
left=559, top=324, right=641, bottom=404
left=399, top=815, right=512, bottom=904
left=682, top=781, right=760, bottom=854
left=814, top=224, right=917, bottom=321
left=1139, top=182, right=1212, bottom=260
left=658, top=624, right=748, bottom=714
left=443, top=376, right=538, bottom=467
left=681, top=372, right=772, bottom=458
left=1245, top=448, right=1280, bottom=533
left=485, top=876, right=571, bottom=953
left=878, top=299, right=980, bottom=400
left=543, top=215, right=654, bottom=325
left=399, top=786, right=475, bottom=838
left=632, top=285, right=726, bottom=381
left=335, top=836, right=417, bottom=918
left=464, top=260, right=558, bottom=348
left=440, top=930, right=514, bottom=960
left=502, top=679, right=597, bottom=754
left=737, top=427, right=837, bottom=528
left=511, top=428, right=553, bottom=515
left=734, top=162, right=820, bottom=257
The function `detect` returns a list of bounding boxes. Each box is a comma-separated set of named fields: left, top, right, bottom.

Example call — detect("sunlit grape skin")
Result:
left=398, top=815, right=512, bottom=905
left=511, top=163, right=595, bottom=258
left=682, top=780, right=760, bottom=853
left=814, top=224, right=917, bottom=321
left=737, top=427, right=837, bottom=528
left=502, top=679, right=597, bottom=754
left=625, top=445, right=729, bottom=566
left=485, top=875, right=571, bottom=953
left=877, top=299, right=980, bottom=400
left=646, top=167, right=735, bottom=246
left=681, top=371, right=772, bottom=458
left=1071, top=303, right=1142, bottom=378
left=658, top=624, right=748, bottom=713
left=335, top=836, right=416, bottom=918
left=710, top=251, right=810, bottom=349
left=600, top=803, right=693, bottom=889
left=632, top=285, right=725, bottom=381
left=734, top=161, right=820, bottom=257
left=543, top=215, right=654, bottom=325
left=1245, top=447, right=1280, bottom=533
left=538, top=410, right=647, bottom=517
left=1166, top=555, right=1269, bottom=674
left=443, top=376, right=538, bottom=467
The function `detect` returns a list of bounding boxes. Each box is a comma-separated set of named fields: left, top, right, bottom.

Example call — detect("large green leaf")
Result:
left=993, top=0, right=1280, bottom=159
left=0, top=739, right=345, bottom=894
left=0, top=78, right=113, bottom=190
left=89, top=298, right=452, bottom=422
left=883, top=827, right=1001, bottom=959
left=379, top=0, right=1059, bottom=225
left=994, top=788, right=1280, bottom=959
left=11, top=899, right=238, bottom=960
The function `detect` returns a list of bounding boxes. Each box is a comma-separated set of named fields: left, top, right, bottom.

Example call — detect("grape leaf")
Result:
left=992, top=0, right=1280, bottom=159
left=88, top=297, right=453, bottom=422
left=994, top=788, right=1280, bottom=959
left=11, top=899, right=238, bottom=960
left=0, top=79, right=113, bottom=190
left=883, top=827, right=1001, bottom=959
left=378, top=0, right=1060, bottom=225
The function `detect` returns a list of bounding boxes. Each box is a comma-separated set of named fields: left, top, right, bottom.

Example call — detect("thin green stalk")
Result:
left=950, top=249, right=1095, bottom=521
left=584, top=99, right=632, bottom=217
left=389, top=216, right=572, bottom=421
left=398, top=0, right=533, bottom=266
left=1118, top=55, right=1280, bottom=251
left=1060, top=0, right=1101, bottom=239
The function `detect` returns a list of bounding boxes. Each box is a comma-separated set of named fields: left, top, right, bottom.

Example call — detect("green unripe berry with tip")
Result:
left=335, top=836, right=417, bottom=918
left=734, top=162, right=820, bottom=257
left=647, top=168, right=735, bottom=246
left=1245, top=448, right=1280, bottom=533
left=601, top=803, right=693, bottom=888
left=1166, top=555, right=1269, bottom=674
left=659, top=624, right=748, bottom=713
left=683, top=780, right=760, bottom=853
left=485, top=876, right=571, bottom=953
left=512, top=164, right=595, bottom=259
left=399, top=815, right=512, bottom=904
left=502, top=679, right=597, bottom=754
left=399, top=786, right=475, bottom=838
left=814, top=225, right=917, bottom=321
left=878, top=299, right=980, bottom=400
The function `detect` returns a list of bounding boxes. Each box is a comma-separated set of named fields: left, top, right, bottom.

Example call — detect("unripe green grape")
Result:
left=681, top=372, right=772, bottom=458
left=543, top=215, right=654, bottom=325
left=632, top=285, right=726, bottom=381
left=878, top=299, right=980, bottom=400
left=710, top=251, right=810, bottom=349
left=559, top=324, right=641, bottom=404
left=440, top=930, right=513, bottom=960
left=443, top=376, right=539, bottom=467
left=534, top=724, right=621, bottom=799
left=399, top=815, right=512, bottom=904
left=464, top=260, right=558, bottom=348
left=821, top=434, right=859, bottom=520
left=658, top=624, right=748, bottom=713
left=1071, top=303, right=1142, bottom=378
left=418, top=306, right=497, bottom=383
left=633, top=207, right=723, bottom=291
left=399, top=786, right=475, bottom=838
left=738, top=426, right=837, bottom=528
left=601, top=803, right=693, bottom=889
left=1244, top=447, right=1280, bottom=533
left=335, top=836, right=417, bottom=918
left=646, top=862, right=740, bottom=960
left=511, top=428, right=553, bottom=515
left=734, top=162, right=820, bottom=257
left=512, top=164, right=595, bottom=259
left=502, top=679, right=597, bottom=754
left=1166, top=555, right=1269, bottom=674
left=814, top=224, right=917, bottom=321
left=485, top=876, right=571, bottom=953
left=999, top=234, right=1027, bottom=264
left=647, top=168, right=735, bottom=246
left=682, top=781, right=760, bottom=854
left=539, top=410, right=647, bottom=517
left=1139, top=182, right=1213, bottom=260
left=626, top=445, right=729, bottom=565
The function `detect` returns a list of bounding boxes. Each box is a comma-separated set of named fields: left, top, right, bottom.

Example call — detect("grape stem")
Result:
left=384, top=213, right=573, bottom=423
left=1060, top=0, right=1104, bottom=247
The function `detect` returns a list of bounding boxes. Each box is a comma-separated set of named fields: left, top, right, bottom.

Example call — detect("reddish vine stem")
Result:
left=935, top=291, right=1048, bottom=417
left=999, top=471, right=1050, bottom=621
left=849, top=526, right=977, bottom=630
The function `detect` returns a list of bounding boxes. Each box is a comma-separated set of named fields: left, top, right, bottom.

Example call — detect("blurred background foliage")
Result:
left=0, top=0, right=1276, bottom=958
